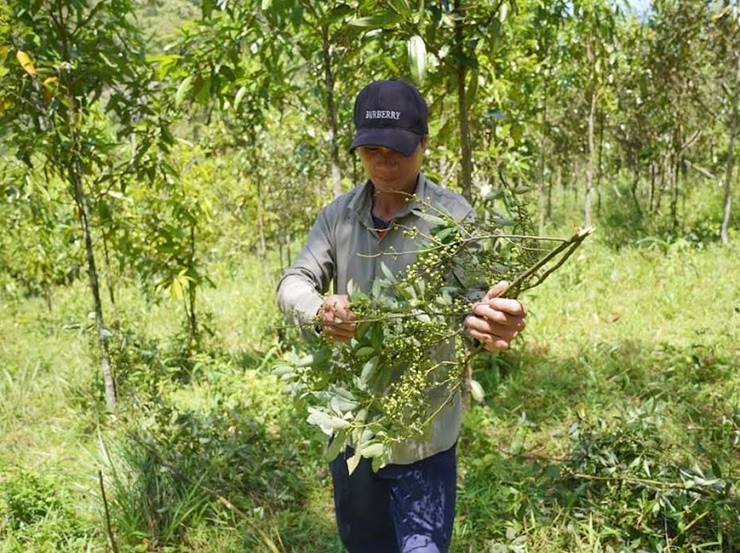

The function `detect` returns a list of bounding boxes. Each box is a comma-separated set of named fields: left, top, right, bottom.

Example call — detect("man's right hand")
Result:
left=319, top=294, right=357, bottom=342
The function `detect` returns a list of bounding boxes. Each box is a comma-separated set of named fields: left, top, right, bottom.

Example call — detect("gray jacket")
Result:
left=277, top=173, right=474, bottom=464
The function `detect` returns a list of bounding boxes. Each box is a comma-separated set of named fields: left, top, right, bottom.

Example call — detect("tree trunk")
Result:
left=44, top=288, right=53, bottom=313
left=70, top=155, right=116, bottom=411
left=187, top=223, right=198, bottom=347
left=454, top=0, right=474, bottom=203
left=584, top=88, right=596, bottom=228
left=322, top=25, right=342, bottom=198
left=670, top=143, right=681, bottom=234
left=254, top=165, right=267, bottom=260
left=631, top=166, right=643, bottom=220
left=285, top=229, right=292, bottom=267
left=538, top=97, right=547, bottom=234
left=721, top=50, right=739, bottom=244
left=655, top=154, right=667, bottom=213
left=549, top=165, right=558, bottom=219
left=56, top=0, right=115, bottom=409
left=596, top=112, right=605, bottom=216
left=669, top=99, right=684, bottom=233
left=101, top=230, right=119, bottom=325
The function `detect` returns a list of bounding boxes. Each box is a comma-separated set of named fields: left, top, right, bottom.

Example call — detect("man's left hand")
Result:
left=464, top=281, right=527, bottom=351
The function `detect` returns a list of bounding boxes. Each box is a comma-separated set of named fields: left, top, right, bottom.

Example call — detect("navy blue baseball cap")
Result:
left=350, top=79, right=428, bottom=157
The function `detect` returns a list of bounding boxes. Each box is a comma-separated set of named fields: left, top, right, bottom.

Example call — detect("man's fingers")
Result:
left=490, top=297, right=527, bottom=316
left=472, top=303, right=526, bottom=330
left=466, top=326, right=512, bottom=351
left=485, top=280, right=510, bottom=301
left=467, top=315, right=520, bottom=341
left=318, top=294, right=358, bottom=342
left=323, top=322, right=355, bottom=341
left=334, top=304, right=358, bottom=323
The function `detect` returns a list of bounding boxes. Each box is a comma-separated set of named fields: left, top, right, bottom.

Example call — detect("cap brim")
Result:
left=350, top=128, right=422, bottom=157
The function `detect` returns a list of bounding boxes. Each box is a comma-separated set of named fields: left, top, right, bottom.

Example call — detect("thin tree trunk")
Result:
left=253, top=155, right=267, bottom=261
left=187, top=223, right=198, bottom=346
left=56, top=2, right=114, bottom=409
left=44, top=288, right=53, bottom=313
left=538, top=97, right=547, bottom=234
left=322, top=25, right=342, bottom=198
left=285, top=230, right=292, bottom=267
left=596, top=112, right=605, bottom=216
left=669, top=99, right=683, bottom=233
left=454, top=0, right=474, bottom=203
left=721, top=50, right=739, bottom=244
left=550, top=165, right=559, bottom=218
left=570, top=159, right=581, bottom=205
left=561, top=164, right=567, bottom=211
left=101, top=231, right=119, bottom=325
left=584, top=89, right=596, bottom=228
left=631, top=166, right=643, bottom=220
left=70, top=157, right=116, bottom=411
left=655, top=154, right=667, bottom=213
left=670, top=144, right=681, bottom=234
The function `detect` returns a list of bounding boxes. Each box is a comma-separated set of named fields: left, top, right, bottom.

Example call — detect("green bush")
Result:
left=100, top=365, right=314, bottom=549
left=0, top=469, right=93, bottom=550
left=562, top=400, right=740, bottom=550
left=1, top=469, right=62, bottom=531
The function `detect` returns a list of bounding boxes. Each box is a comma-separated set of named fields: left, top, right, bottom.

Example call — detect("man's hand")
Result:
left=465, top=281, right=527, bottom=351
left=319, top=294, right=358, bottom=342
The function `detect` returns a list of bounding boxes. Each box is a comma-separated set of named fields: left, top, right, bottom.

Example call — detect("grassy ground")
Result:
left=0, top=233, right=738, bottom=552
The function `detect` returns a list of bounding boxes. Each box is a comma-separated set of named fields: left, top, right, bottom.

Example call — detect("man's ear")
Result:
left=420, top=135, right=429, bottom=152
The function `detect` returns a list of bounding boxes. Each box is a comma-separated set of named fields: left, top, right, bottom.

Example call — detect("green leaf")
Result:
left=330, top=395, right=358, bottom=414
left=380, top=262, right=396, bottom=283
left=371, top=278, right=383, bottom=298
left=469, top=379, right=485, bottom=403
left=175, top=76, right=194, bottom=108
left=360, top=357, right=378, bottom=383
left=348, top=14, right=401, bottom=28
left=307, top=407, right=350, bottom=430
left=413, top=210, right=446, bottom=226
left=233, top=86, right=248, bottom=111
left=169, top=277, right=183, bottom=301
left=346, top=449, right=362, bottom=475
left=435, top=226, right=455, bottom=243
left=272, top=364, right=294, bottom=378
left=415, top=312, right=431, bottom=324
left=371, top=454, right=384, bottom=472
left=407, top=35, right=426, bottom=84
left=327, top=3, right=352, bottom=24
left=202, top=0, right=216, bottom=18
left=360, top=442, right=385, bottom=458
left=325, top=428, right=348, bottom=461
left=387, top=0, right=411, bottom=16
left=355, top=346, right=375, bottom=359
left=354, top=408, right=368, bottom=424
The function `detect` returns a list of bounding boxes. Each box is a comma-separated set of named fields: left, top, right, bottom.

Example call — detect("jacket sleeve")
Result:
left=276, top=206, right=336, bottom=326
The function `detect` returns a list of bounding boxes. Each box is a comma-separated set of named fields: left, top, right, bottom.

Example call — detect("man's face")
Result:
left=357, top=140, right=426, bottom=194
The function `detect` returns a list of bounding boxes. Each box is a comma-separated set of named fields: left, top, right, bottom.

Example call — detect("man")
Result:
left=277, top=79, right=527, bottom=553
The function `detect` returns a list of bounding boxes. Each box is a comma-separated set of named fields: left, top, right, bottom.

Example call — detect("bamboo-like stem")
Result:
left=506, top=226, right=594, bottom=297
left=98, top=469, right=119, bottom=553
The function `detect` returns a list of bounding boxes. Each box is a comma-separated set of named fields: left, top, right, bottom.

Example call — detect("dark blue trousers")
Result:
left=329, top=444, right=457, bottom=553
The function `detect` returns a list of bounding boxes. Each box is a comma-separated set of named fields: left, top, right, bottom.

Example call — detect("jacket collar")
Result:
left=347, top=173, right=428, bottom=225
